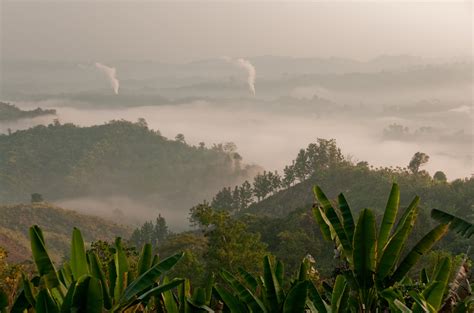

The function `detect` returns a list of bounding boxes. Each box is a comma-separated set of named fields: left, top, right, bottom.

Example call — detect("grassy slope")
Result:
left=0, top=202, right=130, bottom=263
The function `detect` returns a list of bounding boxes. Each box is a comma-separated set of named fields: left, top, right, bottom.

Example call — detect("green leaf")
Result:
left=353, top=209, right=376, bottom=290
left=35, top=289, right=59, bottom=313
left=263, top=255, right=284, bottom=311
left=160, top=277, right=179, bottom=313
left=118, top=252, right=183, bottom=307
left=394, top=299, right=413, bottom=313
left=393, top=196, right=420, bottom=235
left=314, top=186, right=352, bottom=253
left=331, top=275, right=347, bottom=313
left=307, top=282, right=328, bottom=313
left=214, top=285, right=248, bottom=313
left=70, top=228, right=89, bottom=281
left=377, top=183, right=400, bottom=257
left=312, top=205, right=332, bottom=241
left=220, top=270, right=266, bottom=313
left=423, top=257, right=451, bottom=310
left=137, top=244, right=153, bottom=276
left=282, top=281, right=308, bottom=313
left=29, top=226, right=60, bottom=290
left=10, top=290, right=31, bottom=313
left=87, top=252, right=112, bottom=309
left=392, top=224, right=449, bottom=282
left=70, top=276, right=103, bottom=313
left=137, top=278, right=184, bottom=300
left=377, top=207, right=417, bottom=280
left=338, top=193, right=355, bottom=241
left=22, top=274, right=37, bottom=307
left=239, top=268, right=258, bottom=292
left=431, top=209, right=474, bottom=238
left=0, top=289, right=8, bottom=312
left=113, top=238, right=129, bottom=301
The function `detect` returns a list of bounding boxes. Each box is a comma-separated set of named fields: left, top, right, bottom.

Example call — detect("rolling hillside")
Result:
left=0, top=202, right=130, bottom=263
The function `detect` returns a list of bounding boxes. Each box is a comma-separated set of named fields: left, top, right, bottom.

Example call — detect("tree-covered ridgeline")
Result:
left=0, top=102, right=56, bottom=122
left=0, top=119, right=259, bottom=207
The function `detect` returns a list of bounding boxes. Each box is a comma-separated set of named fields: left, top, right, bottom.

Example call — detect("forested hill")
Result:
left=0, top=202, right=129, bottom=262
left=208, top=139, right=473, bottom=220
left=0, top=101, right=56, bottom=121
left=0, top=120, right=259, bottom=211
left=246, top=164, right=474, bottom=218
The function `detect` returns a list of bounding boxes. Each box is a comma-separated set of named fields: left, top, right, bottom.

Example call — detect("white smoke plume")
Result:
left=95, top=62, right=119, bottom=94
left=221, top=57, right=256, bottom=96
left=236, top=58, right=256, bottom=96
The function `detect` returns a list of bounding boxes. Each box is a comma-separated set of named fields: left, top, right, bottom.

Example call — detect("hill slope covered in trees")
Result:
left=0, top=202, right=130, bottom=262
left=0, top=120, right=259, bottom=223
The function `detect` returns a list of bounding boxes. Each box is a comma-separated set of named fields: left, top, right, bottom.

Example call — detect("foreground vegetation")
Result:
left=0, top=184, right=472, bottom=312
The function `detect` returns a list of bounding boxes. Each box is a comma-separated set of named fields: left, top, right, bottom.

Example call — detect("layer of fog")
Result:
left=3, top=97, right=472, bottom=229
left=6, top=99, right=472, bottom=180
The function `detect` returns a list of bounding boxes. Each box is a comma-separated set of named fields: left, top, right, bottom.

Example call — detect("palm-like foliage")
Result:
left=215, top=255, right=315, bottom=313
left=312, top=183, right=451, bottom=311
left=431, top=209, right=474, bottom=239
left=10, top=226, right=184, bottom=312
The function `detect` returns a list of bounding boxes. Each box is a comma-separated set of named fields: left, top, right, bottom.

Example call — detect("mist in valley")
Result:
left=1, top=1, right=472, bottom=230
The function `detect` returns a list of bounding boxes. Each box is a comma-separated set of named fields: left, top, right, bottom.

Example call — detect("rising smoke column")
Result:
left=236, top=58, right=256, bottom=96
left=95, top=62, right=119, bottom=94
left=222, top=57, right=256, bottom=96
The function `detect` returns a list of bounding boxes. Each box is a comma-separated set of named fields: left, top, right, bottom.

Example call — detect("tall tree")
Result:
left=408, top=152, right=430, bottom=174
left=294, top=149, right=310, bottom=182
left=239, top=180, right=254, bottom=210
left=282, top=163, right=296, bottom=189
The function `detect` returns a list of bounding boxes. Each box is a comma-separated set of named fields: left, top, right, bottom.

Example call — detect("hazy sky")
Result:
left=1, top=1, right=472, bottom=63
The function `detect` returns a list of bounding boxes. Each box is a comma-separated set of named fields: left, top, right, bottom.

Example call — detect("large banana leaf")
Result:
left=70, top=228, right=89, bottom=281
left=263, top=255, right=284, bottom=312
left=337, top=193, right=355, bottom=242
left=421, top=257, right=451, bottom=311
left=237, top=268, right=258, bottom=292
left=118, top=252, right=183, bottom=307
left=214, top=285, right=248, bottom=313
left=29, top=226, right=60, bottom=290
left=431, top=209, right=474, bottom=238
left=377, top=207, right=418, bottom=280
left=220, top=270, right=266, bottom=313
left=137, top=244, right=153, bottom=276
left=307, top=282, right=328, bottom=313
left=87, top=252, right=112, bottom=309
left=331, top=275, right=348, bottom=313
left=353, top=209, right=376, bottom=290
left=113, top=238, right=129, bottom=302
left=137, top=278, right=184, bottom=301
left=282, top=281, right=308, bottom=313
left=391, top=224, right=449, bottom=282
left=313, top=186, right=352, bottom=253
left=312, top=204, right=332, bottom=241
left=35, top=289, right=59, bottom=313
left=393, top=196, right=420, bottom=235
left=377, top=183, right=400, bottom=257
left=69, top=276, right=103, bottom=313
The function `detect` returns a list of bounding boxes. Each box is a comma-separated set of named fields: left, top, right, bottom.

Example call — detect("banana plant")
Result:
left=215, top=255, right=310, bottom=313
left=381, top=256, right=453, bottom=312
left=158, top=276, right=216, bottom=312
left=430, top=209, right=474, bottom=239
left=10, top=225, right=184, bottom=312
left=312, top=183, right=452, bottom=311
